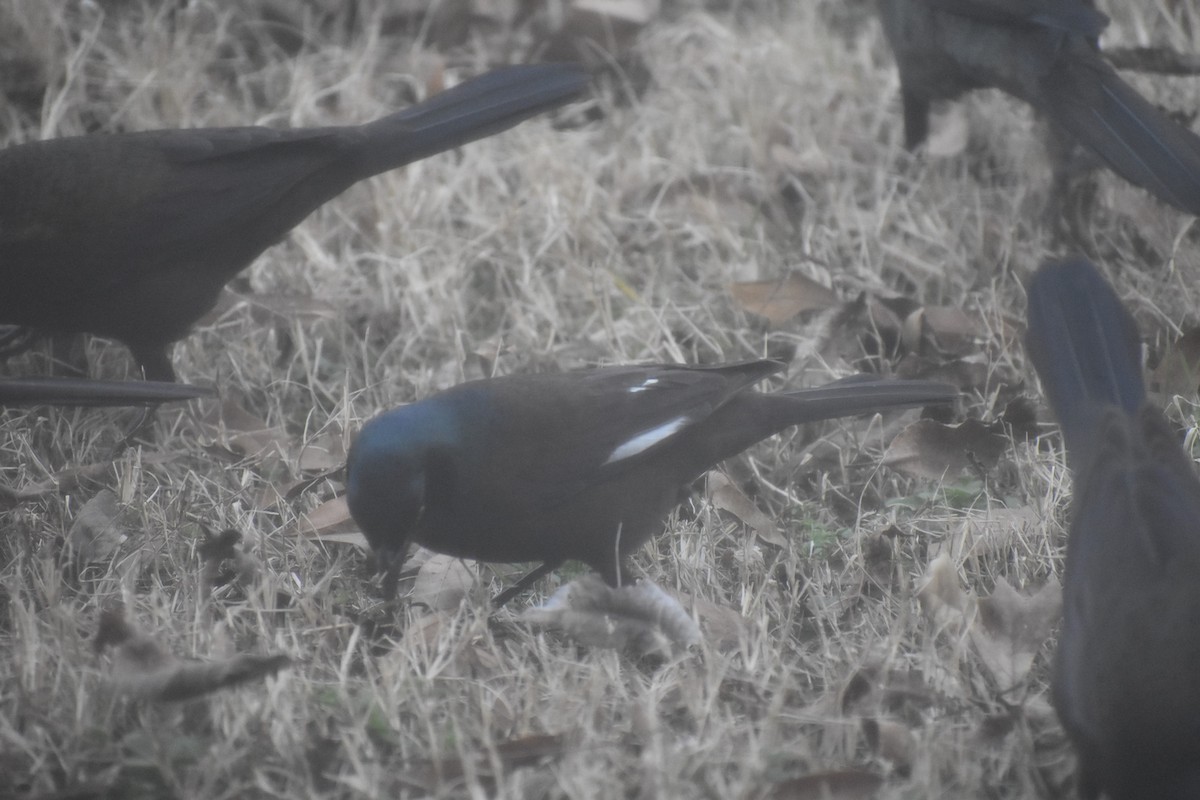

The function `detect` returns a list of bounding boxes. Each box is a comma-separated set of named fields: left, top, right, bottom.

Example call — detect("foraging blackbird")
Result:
left=345, top=360, right=957, bottom=604
left=1026, top=258, right=1200, bottom=799
left=0, top=64, right=589, bottom=381
left=0, top=376, right=212, bottom=406
left=876, top=0, right=1200, bottom=215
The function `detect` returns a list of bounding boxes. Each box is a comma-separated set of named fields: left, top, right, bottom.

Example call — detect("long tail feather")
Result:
left=778, top=376, right=959, bottom=422
left=1043, top=62, right=1200, bottom=215
left=357, top=63, right=589, bottom=176
left=0, top=377, right=214, bottom=407
left=1025, top=258, right=1144, bottom=452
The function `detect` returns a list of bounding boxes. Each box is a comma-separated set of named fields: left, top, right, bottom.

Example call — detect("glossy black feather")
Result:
left=0, top=64, right=589, bottom=380
left=877, top=0, right=1200, bottom=215
left=346, top=361, right=957, bottom=600
left=0, top=376, right=213, bottom=407
left=1026, top=258, right=1200, bottom=800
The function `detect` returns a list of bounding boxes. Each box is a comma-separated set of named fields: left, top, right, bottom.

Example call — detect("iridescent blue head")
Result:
left=345, top=398, right=462, bottom=559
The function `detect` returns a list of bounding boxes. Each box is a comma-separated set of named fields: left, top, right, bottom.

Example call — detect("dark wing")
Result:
left=0, top=126, right=359, bottom=301
left=476, top=360, right=784, bottom=506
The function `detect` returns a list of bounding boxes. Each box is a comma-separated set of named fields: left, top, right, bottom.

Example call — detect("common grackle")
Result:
left=0, top=64, right=589, bottom=381
left=1026, top=258, right=1200, bottom=799
left=345, top=360, right=957, bottom=604
left=876, top=0, right=1200, bottom=215
left=0, top=376, right=213, bottom=406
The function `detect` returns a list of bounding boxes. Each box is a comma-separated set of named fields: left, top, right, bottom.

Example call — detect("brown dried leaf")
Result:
left=707, top=471, right=785, bottom=547
left=297, top=432, right=346, bottom=471
left=541, top=0, right=654, bottom=63
left=925, top=104, right=969, bottom=158
left=296, top=496, right=365, bottom=547
left=924, top=305, right=985, bottom=341
left=683, top=592, right=751, bottom=654
left=729, top=272, right=838, bottom=325
left=410, top=554, right=477, bottom=611
left=882, top=418, right=1008, bottom=480
left=67, top=489, right=128, bottom=564
left=523, top=575, right=700, bottom=656
left=877, top=299, right=984, bottom=358
left=94, top=607, right=290, bottom=702
left=915, top=305, right=987, bottom=356
left=0, top=452, right=178, bottom=502
left=969, top=578, right=1062, bottom=693
left=917, top=553, right=972, bottom=635
left=199, top=395, right=291, bottom=459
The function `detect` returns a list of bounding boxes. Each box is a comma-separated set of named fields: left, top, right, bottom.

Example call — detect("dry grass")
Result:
left=2, top=0, right=1200, bottom=797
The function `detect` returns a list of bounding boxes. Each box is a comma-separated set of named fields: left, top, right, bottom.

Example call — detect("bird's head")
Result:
left=346, top=402, right=449, bottom=560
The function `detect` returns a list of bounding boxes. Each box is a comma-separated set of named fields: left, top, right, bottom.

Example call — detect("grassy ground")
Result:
left=3, top=1, right=1200, bottom=797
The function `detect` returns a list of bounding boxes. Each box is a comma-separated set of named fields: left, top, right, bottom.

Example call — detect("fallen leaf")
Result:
left=295, top=496, right=363, bottom=544
left=199, top=395, right=291, bottom=459
left=66, top=489, right=128, bottom=564
left=0, top=453, right=178, bottom=501
left=882, top=418, right=1008, bottom=480
left=682, top=592, right=751, bottom=653
left=729, top=272, right=839, bottom=325
left=899, top=305, right=987, bottom=357
left=523, top=575, right=700, bottom=656
left=925, top=104, right=969, bottom=158
left=540, top=0, right=655, bottom=63
left=410, top=554, right=477, bottom=611
left=94, top=606, right=290, bottom=702
left=917, top=553, right=972, bottom=636
left=969, top=578, right=1062, bottom=695
left=707, top=471, right=785, bottom=547
left=297, top=431, right=346, bottom=472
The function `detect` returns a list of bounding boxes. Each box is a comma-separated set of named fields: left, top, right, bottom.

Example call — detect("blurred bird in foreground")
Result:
left=0, top=376, right=212, bottom=406
left=1026, top=258, right=1200, bottom=799
left=0, top=63, right=589, bottom=381
left=346, top=361, right=957, bottom=605
left=876, top=0, right=1200, bottom=216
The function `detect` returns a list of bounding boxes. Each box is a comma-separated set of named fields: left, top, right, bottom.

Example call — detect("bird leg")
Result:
left=492, top=561, right=563, bottom=608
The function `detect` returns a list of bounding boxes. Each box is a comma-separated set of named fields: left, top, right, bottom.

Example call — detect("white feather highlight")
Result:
left=604, top=416, right=689, bottom=464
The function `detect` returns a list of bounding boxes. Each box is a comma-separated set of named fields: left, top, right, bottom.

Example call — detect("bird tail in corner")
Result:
left=1025, top=258, right=1145, bottom=448
left=359, top=63, right=588, bottom=175
left=1043, top=59, right=1200, bottom=215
